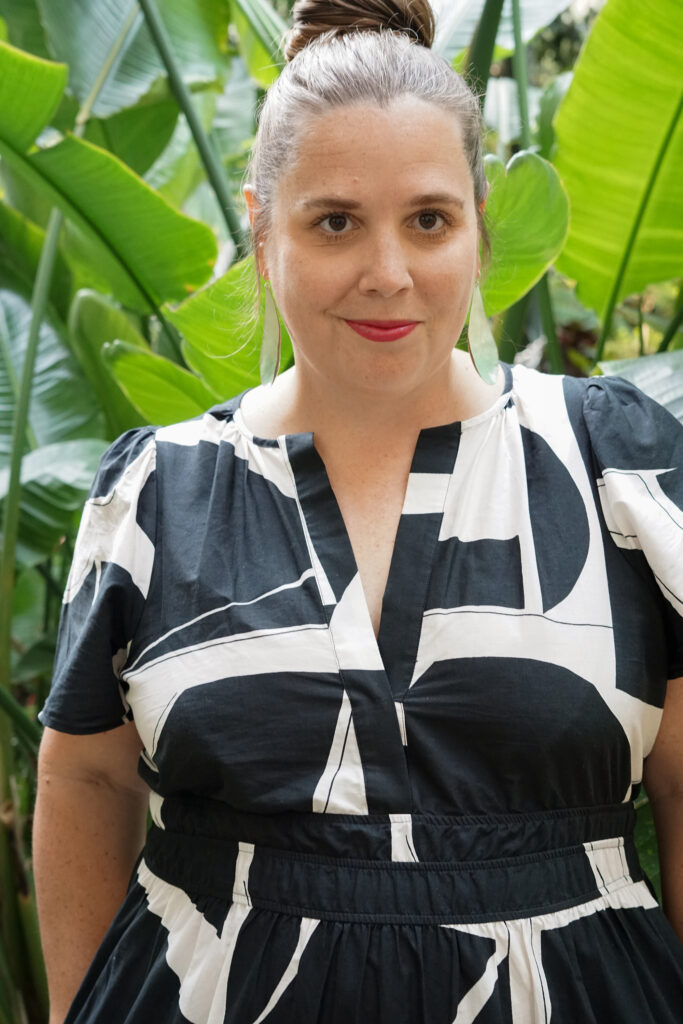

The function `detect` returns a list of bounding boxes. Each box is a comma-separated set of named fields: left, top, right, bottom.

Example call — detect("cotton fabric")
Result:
left=41, top=364, right=683, bottom=1022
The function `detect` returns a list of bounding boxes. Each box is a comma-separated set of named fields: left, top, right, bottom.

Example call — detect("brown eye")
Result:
left=417, top=211, right=444, bottom=231
left=320, top=213, right=351, bottom=233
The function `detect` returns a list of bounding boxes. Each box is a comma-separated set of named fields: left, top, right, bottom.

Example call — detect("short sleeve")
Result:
left=583, top=375, right=683, bottom=678
left=39, top=427, right=157, bottom=734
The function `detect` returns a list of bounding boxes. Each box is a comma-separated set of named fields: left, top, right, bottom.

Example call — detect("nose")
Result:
left=357, top=230, right=414, bottom=297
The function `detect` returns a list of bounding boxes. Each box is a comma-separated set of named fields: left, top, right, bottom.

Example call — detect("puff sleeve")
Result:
left=39, top=427, right=157, bottom=734
left=583, top=375, right=683, bottom=678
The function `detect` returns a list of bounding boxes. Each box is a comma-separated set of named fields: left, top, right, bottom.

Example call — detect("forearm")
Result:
left=649, top=793, right=683, bottom=942
left=34, top=769, right=148, bottom=1023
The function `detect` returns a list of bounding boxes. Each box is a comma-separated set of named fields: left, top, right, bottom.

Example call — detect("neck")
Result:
left=239, top=349, right=503, bottom=449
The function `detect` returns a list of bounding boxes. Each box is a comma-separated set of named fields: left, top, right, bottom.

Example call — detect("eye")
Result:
left=414, top=210, right=447, bottom=232
left=317, top=213, right=353, bottom=234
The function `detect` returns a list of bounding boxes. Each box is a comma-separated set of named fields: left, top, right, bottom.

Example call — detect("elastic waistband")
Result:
left=143, top=802, right=642, bottom=924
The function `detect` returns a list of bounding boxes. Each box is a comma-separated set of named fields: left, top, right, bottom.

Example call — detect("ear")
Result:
left=243, top=185, right=267, bottom=278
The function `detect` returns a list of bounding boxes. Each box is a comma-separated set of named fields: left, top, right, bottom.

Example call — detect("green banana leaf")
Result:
left=0, top=0, right=50, bottom=58
left=434, top=0, right=569, bottom=59
left=0, top=201, right=73, bottom=319
left=554, top=0, right=683, bottom=327
left=166, top=256, right=293, bottom=394
left=482, top=151, right=569, bottom=317
left=104, top=340, right=221, bottom=423
left=0, top=439, right=108, bottom=564
left=35, top=0, right=231, bottom=118
left=229, top=0, right=286, bottom=88
left=0, top=38, right=66, bottom=150
left=68, top=290, right=148, bottom=439
left=598, top=350, right=683, bottom=424
left=84, top=95, right=180, bottom=176
left=0, top=46, right=217, bottom=309
left=145, top=90, right=217, bottom=206
left=0, top=275, right=103, bottom=467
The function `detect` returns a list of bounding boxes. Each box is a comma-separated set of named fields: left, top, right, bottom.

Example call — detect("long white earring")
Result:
left=467, top=281, right=498, bottom=385
left=260, top=280, right=281, bottom=387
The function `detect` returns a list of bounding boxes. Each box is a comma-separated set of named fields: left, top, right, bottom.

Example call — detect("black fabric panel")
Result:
left=404, top=658, right=632, bottom=813
left=520, top=425, right=590, bottom=613
left=428, top=536, right=524, bottom=610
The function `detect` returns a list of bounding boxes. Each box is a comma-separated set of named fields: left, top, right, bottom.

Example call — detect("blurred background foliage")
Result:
left=0, top=0, right=681, bottom=1018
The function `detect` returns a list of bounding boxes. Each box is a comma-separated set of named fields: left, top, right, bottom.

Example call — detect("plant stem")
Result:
left=657, top=302, right=683, bottom=353
left=0, top=210, right=62, bottom=788
left=537, top=274, right=562, bottom=373
left=138, top=0, right=249, bottom=259
left=465, top=0, right=505, bottom=101
left=498, top=293, right=531, bottom=363
left=595, top=86, right=683, bottom=363
left=511, top=0, right=530, bottom=149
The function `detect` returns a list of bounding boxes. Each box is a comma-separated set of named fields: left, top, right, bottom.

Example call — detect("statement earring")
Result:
left=260, top=280, right=281, bottom=387
left=467, top=280, right=499, bottom=386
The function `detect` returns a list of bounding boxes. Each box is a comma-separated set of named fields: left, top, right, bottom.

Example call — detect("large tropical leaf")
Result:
left=554, top=0, right=683, bottom=323
left=598, top=350, right=683, bottom=424
left=0, top=41, right=217, bottom=307
left=229, top=0, right=286, bottom=88
left=68, top=290, right=147, bottom=440
left=0, top=201, right=73, bottom=319
left=144, top=90, right=217, bottom=206
left=166, top=256, right=293, bottom=394
left=482, top=151, right=569, bottom=316
left=35, top=0, right=231, bottom=118
left=0, top=439, right=107, bottom=564
left=104, top=341, right=221, bottom=424
left=432, top=0, right=570, bottom=59
left=0, top=0, right=49, bottom=59
left=84, top=95, right=180, bottom=176
left=0, top=274, right=103, bottom=468
left=0, top=38, right=66, bottom=150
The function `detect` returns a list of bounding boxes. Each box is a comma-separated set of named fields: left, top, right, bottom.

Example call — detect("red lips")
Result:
left=344, top=320, right=419, bottom=342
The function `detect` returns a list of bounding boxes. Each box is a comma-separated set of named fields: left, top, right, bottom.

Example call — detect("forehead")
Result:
left=276, top=96, right=473, bottom=205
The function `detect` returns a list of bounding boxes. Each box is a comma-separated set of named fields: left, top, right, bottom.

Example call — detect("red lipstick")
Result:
left=344, top=320, right=418, bottom=342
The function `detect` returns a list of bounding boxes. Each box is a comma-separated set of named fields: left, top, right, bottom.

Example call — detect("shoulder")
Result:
left=90, top=425, right=157, bottom=499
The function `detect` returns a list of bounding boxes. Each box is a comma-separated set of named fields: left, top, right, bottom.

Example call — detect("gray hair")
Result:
left=246, top=30, right=488, bottom=250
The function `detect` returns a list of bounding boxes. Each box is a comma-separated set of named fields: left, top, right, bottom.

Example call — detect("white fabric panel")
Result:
left=328, top=574, right=385, bottom=672
left=312, top=690, right=368, bottom=815
left=446, top=878, right=658, bottom=1024
left=250, top=918, right=319, bottom=1024
left=583, top=837, right=631, bottom=896
left=149, top=792, right=165, bottom=829
left=394, top=701, right=408, bottom=746
left=439, top=395, right=542, bottom=613
left=124, top=625, right=338, bottom=756
left=402, top=473, right=451, bottom=515
left=598, top=467, right=683, bottom=616
left=63, top=439, right=156, bottom=604
left=452, top=946, right=508, bottom=1024
left=233, top=842, right=254, bottom=906
left=139, top=859, right=251, bottom=1024
left=389, top=814, right=418, bottom=862
left=412, top=607, right=615, bottom=692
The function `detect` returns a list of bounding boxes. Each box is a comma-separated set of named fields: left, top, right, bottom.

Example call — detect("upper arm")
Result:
left=38, top=721, right=149, bottom=797
left=644, top=678, right=683, bottom=802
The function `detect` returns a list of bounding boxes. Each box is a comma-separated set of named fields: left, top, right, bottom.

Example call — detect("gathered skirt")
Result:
left=65, top=799, right=683, bottom=1024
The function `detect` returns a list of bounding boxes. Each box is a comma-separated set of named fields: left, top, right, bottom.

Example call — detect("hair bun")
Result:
left=284, top=0, right=435, bottom=62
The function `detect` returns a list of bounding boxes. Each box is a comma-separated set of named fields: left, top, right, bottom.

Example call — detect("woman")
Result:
left=34, top=1, right=683, bottom=1021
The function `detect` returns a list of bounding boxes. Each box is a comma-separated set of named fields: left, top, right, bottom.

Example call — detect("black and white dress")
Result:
left=41, top=363, right=683, bottom=1023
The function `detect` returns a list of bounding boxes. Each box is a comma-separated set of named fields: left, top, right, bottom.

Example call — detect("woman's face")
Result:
left=257, top=96, right=481, bottom=400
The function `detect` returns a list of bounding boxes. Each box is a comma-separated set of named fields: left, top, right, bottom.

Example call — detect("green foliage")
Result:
left=482, top=151, right=569, bottom=316
left=554, top=0, right=683, bottom=350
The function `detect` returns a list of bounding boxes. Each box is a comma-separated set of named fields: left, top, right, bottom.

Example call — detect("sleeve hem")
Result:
left=37, top=709, right=127, bottom=735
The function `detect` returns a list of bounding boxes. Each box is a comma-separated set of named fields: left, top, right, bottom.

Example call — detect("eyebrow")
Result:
left=297, top=192, right=466, bottom=211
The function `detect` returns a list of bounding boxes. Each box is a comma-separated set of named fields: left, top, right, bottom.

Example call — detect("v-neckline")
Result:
left=230, top=366, right=514, bottom=696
